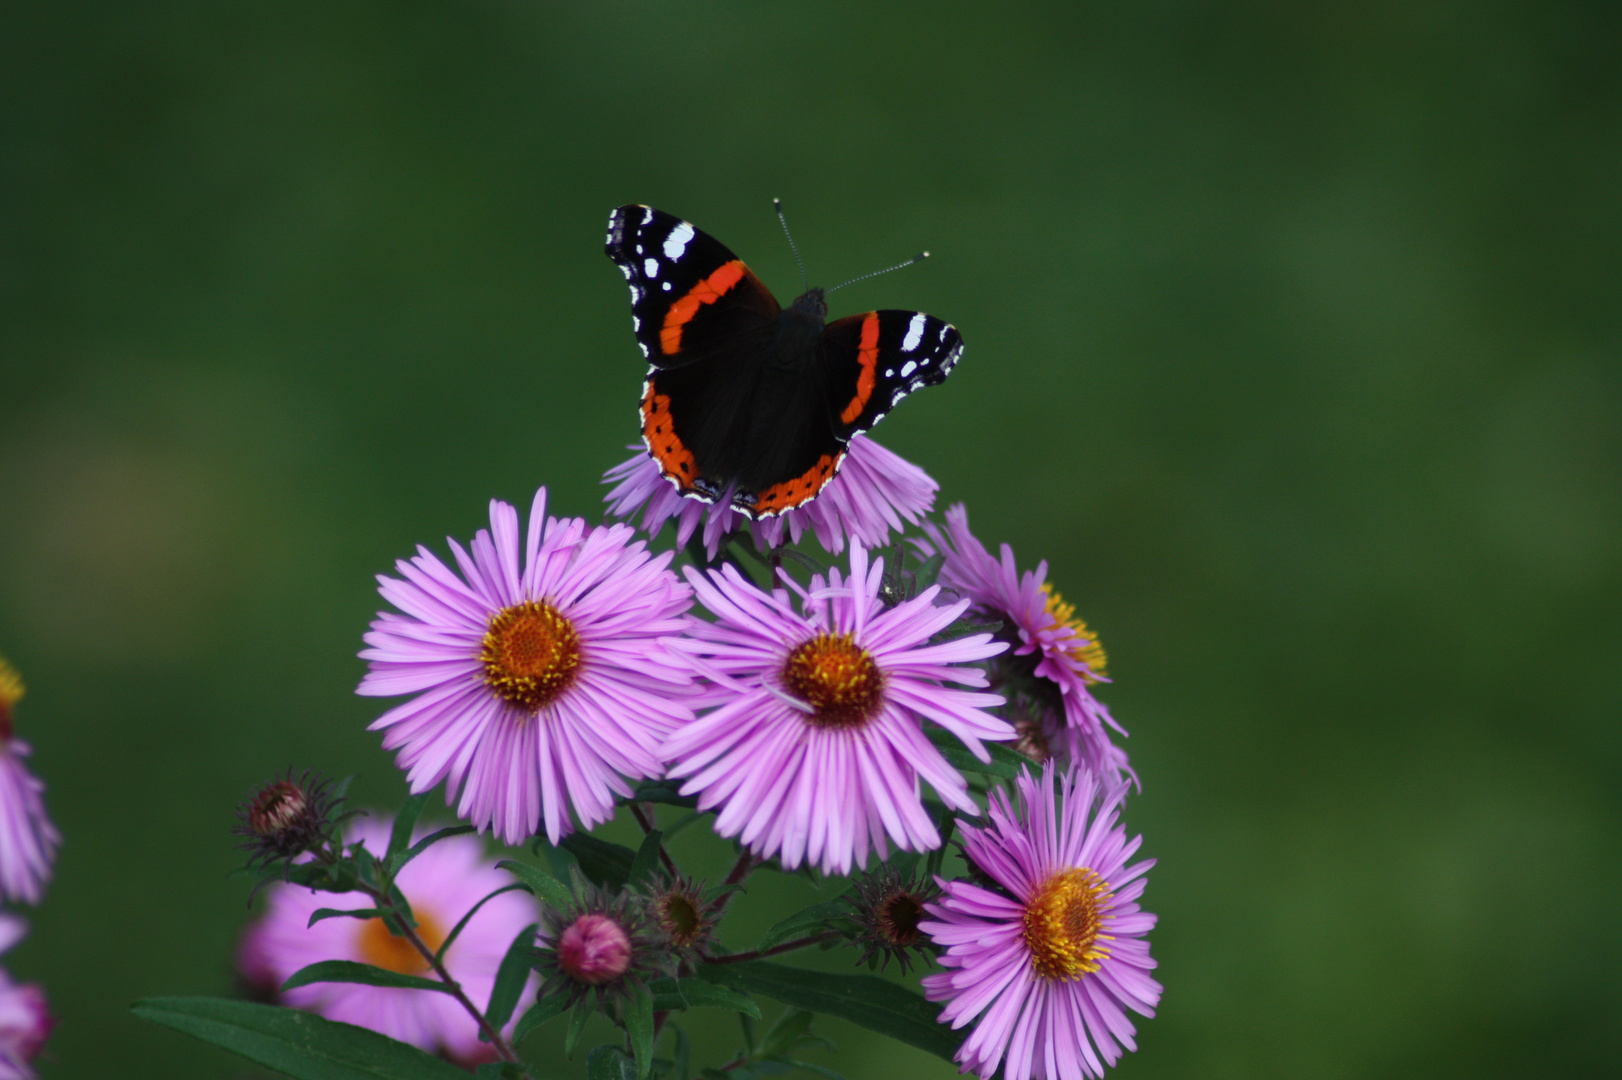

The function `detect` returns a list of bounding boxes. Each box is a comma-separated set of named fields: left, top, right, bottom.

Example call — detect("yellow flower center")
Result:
left=1040, top=583, right=1107, bottom=682
left=782, top=632, right=885, bottom=728
left=357, top=908, right=446, bottom=975
left=0, top=655, right=23, bottom=741
left=1022, top=867, right=1113, bottom=982
left=480, top=600, right=582, bottom=711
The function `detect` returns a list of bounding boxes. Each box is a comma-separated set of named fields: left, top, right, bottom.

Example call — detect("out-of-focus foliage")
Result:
left=1, top=2, right=1617, bottom=1077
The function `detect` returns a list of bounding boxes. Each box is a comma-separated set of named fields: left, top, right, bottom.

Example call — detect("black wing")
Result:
left=819, top=309, right=964, bottom=440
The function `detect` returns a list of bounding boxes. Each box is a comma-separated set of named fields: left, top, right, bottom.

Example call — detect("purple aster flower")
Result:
left=0, top=658, right=58, bottom=906
left=919, top=506, right=1134, bottom=788
left=359, top=488, right=695, bottom=844
left=921, top=766, right=1160, bottom=1080
left=604, top=435, right=937, bottom=559
left=238, top=816, right=539, bottom=1063
left=0, top=915, right=51, bottom=1080
left=663, top=545, right=1013, bottom=875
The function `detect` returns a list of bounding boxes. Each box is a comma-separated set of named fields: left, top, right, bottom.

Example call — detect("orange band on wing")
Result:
left=749, top=451, right=845, bottom=515
left=641, top=383, right=698, bottom=485
left=839, top=312, right=881, bottom=424
left=660, top=260, right=747, bottom=355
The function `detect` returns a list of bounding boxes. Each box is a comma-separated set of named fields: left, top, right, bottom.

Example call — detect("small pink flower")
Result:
left=604, top=435, right=937, bottom=559
left=0, top=658, right=58, bottom=906
left=0, top=916, right=52, bottom=1080
left=557, top=913, right=631, bottom=986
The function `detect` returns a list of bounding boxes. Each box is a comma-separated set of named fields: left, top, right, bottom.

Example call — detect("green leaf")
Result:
left=388, top=825, right=477, bottom=876
left=672, top=1023, right=692, bottom=1080
left=474, top=1064, right=526, bottom=1080
left=435, top=884, right=531, bottom=966
left=565, top=996, right=595, bottom=1058
left=767, top=1060, right=849, bottom=1080
left=308, top=907, right=391, bottom=927
left=561, top=833, right=637, bottom=890
left=131, top=996, right=467, bottom=1080
left=628, top=830, right=665, bottom=888
left=697, top=960, right=963, bottom=1063
left=629, top=779, right=699, bottom=809
left=481, top=922, right=537, bottom=1041
left=330, top=774, right=358, bottom=807
left=647, top=978, right=760, bottom=1019
left=588, top=1044, right=638, bottom=1080
left=513, top=992, right=570, bottom=1044
left=387, top=793, right=430, bottom=864
left=925, top=726, right=1026, bottom=780
left=282, top=960, right=450, bottom=996
left=626, top=982, right=655, bottom=1079
left=759, top=1008, right=827, bottom=1059
left=497, top=859, right=575, bottom=910
left=912, top=553, right=945, bottom=593
left=756, top=901, right=848, bottom=953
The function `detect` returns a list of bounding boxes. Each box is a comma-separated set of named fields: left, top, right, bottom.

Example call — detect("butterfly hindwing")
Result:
left=819, top=309, right=964, bottom=440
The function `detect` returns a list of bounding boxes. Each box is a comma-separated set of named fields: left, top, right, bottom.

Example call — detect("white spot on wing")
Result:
left=641, top=207, right=655, bottom=225
left=644, top=258, right=659, bottom=278
left=664, top=221, right=695, bottom=261
left=662, top=281, right=672, bottom=291
left=619, top=264, right=633, bottom=280
left=902, top=312, right=927, bottom=352
left=639, top=342, right=650, bottom=357
left=900, top=360, right=917, bottom=378
left=632, top=315, right=640, bottom=331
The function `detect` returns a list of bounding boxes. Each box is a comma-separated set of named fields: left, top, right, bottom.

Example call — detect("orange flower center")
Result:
left=357, top=908, right=446, bottom=975
left=1040, top=583, right=1107, bottom=682
left=782, top=632, right=885, bottom=728
left=1022, top=867, right=1113, bottom=982
left=480, top=600, right=582, bottom=710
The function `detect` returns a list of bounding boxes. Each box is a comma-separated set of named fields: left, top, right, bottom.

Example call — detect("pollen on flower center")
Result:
left=479, top=599, right=582, bottom=710
left=358, top=908, right=446, bottom=975
left=781, top=632, right=886, bottom=728
left=0, top=655, right=23, bottom=741
left=1040, top=582, right=1107, bottom=682
left=1022, top=867, right=1113, bottom=982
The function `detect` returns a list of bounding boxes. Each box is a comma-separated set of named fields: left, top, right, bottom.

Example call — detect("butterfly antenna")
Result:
left=774, top=198, right=809, bottom=292
left=824, top=251, right=930, bottom=296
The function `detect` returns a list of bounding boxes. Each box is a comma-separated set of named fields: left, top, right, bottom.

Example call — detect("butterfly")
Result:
left=604, top=204, right=963, bottom=518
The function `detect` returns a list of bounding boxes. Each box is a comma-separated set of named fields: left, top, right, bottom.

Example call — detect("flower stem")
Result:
left=704, top=930, right=843, bottom=965
left=628, top=802, right=681, bottom=877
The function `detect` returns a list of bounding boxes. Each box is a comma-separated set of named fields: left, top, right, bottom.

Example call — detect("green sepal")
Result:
left=755, top=901, right=849, bottom=952
left=648, top=977, right=761, bottom=1018
left=281, top=959, right=449, bottom=995
left=924, top=726, right=1026, bottom=780
left=698, top=960, right=964, bottom=1064
left=628, top=830, right=664, bottom=888
left=625, top=981, right=655, bottom=1079
left=131, top=996, right=466, bottom=1080
left=565, top=994, right=595, bottom=1058
left=513, top=991, right=570, bottom=1044
left=629, top=779, right=699, bottom=809
left=481, top=922, right=538, bottom=1041
left=588, top=1044, right=638, bottom=1080
left=912, top=552, right=946, bottom=593
left=561, top=833, right=637, bottom=891
left=928, top=617, right=1004, bottom=645
left=496, top=859, right=574, bottom=910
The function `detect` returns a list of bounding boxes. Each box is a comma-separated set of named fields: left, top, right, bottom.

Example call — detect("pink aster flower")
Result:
left=921, top=766, right=1160, bottom=1080
left=0, top=659, right=58, bottom=906
left=919, top=506, right=1134, bottom=787
left=662, top=545, right=1014, bottom=875
left=238, top=816, right=539, bottom=1063
left=0, top=915, right=51, bottom=1080
left=603, top=435, right=937, bottom=559
left=359, top=488, right=695, bottom=844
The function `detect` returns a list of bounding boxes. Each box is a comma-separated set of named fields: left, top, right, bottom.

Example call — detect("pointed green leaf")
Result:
left=308, top=907, right=392, bottom=927
left=588, top=1044, right=638, bottom=1080
left=497, top=859, right=574, bottom=911
left=388, top=825, right=477, bottom=876
left=628, top=830, right=665, bottom=888
left=647, top=978, right=760, bottom=1019
left=697, top=960, right=964, bottom=1063
left=480, top=922, right=537, bottom=1041
left=434, top=884, right=530, bottom=966
left=626, top=982, right=655, bottom=1079
left=282, top=960, right=450, bottom=995
left=756, top=901, right=848, bottom=953
left=924, top=726, right=1026, bottom=780
left=629, top=779, right=699, bottom=809
left=759, top=1008, right=822, bottom=1059
left=131, top=996, right=467, bottom=1079
left=513, top=991, right=570, bottom=1044
left=565, top=996, right=595, bottom=1058
left=387, top=793, right=430, bottom=864
left=561, top=833, right=636, bottom=890
left=672, top=1023, right=692, bottom=1080
left=913, top=553, right=945, bottom=593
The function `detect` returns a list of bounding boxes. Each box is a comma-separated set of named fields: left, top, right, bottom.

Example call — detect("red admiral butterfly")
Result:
left=605, top=204, right=963, bottom=519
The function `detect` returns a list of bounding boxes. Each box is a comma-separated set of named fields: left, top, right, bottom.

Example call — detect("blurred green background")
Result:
left=2, top=2, right=1619, bottom=1077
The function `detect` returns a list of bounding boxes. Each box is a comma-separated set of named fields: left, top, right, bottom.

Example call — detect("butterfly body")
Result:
left=606, top=205, right=962, bottom=518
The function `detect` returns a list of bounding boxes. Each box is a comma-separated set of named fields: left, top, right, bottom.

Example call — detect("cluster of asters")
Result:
left=240, top=434, right=1160, bottom=1079
left=0, top=657, right=58, bottom=1079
